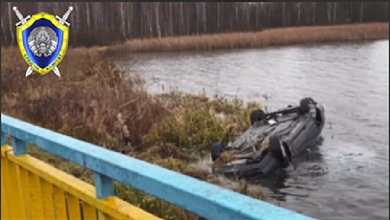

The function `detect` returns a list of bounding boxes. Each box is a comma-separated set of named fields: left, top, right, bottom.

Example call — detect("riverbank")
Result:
left=1, top=47, right=268, bottom=220
left=104, top=23, right=389, bottom=53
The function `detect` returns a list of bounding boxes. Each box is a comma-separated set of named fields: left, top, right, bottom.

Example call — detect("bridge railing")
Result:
left=1, top=114, right=318, bottom=220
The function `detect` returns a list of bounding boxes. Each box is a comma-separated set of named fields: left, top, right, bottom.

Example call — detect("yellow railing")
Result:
left=1, top=146, right=162, bottom=220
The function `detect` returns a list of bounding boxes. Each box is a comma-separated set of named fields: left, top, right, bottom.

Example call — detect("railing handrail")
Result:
left=1, top=114, right=318, bottom=220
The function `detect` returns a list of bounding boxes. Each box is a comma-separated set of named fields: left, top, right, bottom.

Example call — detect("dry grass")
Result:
left=105, top=23, right=389, bottom=53
left=1, top=47, right=268, bottom=220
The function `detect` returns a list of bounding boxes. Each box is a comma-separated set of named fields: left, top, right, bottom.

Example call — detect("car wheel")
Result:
left=250, top=109, right=266, bottom=125
left=299, top=97, right=316, bottom=115
left=269, top=135, right=289, bottom=168
left=210, top=142, right=225, bottom=162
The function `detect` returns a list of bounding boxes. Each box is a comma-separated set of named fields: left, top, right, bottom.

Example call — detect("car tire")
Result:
left=269, top=135, right=289, bottom=168
left=210, top=142, right=225, bottom=162
left=299, top=97, right=316, bottom=115
left=250, top=109, right=266, bottom=125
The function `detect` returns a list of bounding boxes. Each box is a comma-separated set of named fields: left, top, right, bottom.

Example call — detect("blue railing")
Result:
left=1, top=114, right=319, bottom=220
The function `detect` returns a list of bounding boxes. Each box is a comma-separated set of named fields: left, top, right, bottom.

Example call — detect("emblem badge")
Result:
left=13, top=6, right=73, bottom=77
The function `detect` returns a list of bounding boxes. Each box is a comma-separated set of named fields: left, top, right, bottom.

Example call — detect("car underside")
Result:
left=210, top=97, right=325, bottom=179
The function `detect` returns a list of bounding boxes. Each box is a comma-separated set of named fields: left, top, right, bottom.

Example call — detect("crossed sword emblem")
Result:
left=13, top=6, right=73, bottom=78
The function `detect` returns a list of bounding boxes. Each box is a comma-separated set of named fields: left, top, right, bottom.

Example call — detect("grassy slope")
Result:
left=1, top=47, right=266, bottom=220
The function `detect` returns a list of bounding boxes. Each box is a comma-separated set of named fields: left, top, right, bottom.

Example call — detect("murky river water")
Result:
left=116, top=40, right=389, bottom=220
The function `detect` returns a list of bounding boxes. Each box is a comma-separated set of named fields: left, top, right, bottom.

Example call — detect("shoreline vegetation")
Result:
left=1, top=47, right=268, bottom=220
left=105, top=23, right=389, bottom=53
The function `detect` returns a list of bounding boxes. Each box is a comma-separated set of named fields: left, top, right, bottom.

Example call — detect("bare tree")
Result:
left=360, top=2, right=365, bottom=22
left=154, top=2, right=161, bottom=38
left=202, top=2, right=207, bottom=32
left=282, top=2, right=286, bottom=26
left=327, top=2, right=332, bottom=23
left=179, top=2, right=184, bottom=35
left=7, top=2, right=15, bottom=44
left=297, top=2, right=301, bottom=25
left=312, top=2, right=316, bottom=24
left=217, top=3, right=221, bottom=29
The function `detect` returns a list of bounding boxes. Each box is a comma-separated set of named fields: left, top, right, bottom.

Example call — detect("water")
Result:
left=116, top=40, right=389, bottom=220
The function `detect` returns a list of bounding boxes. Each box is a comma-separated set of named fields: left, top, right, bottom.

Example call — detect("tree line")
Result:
left=1, top=2, right=389, bottom=46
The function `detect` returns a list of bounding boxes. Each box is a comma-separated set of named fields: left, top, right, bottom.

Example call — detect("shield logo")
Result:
left=16, top=12, right=69, bottom=76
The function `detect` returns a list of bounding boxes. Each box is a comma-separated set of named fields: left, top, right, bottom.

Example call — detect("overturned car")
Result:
left=210, top=97, right=325, bottom=179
